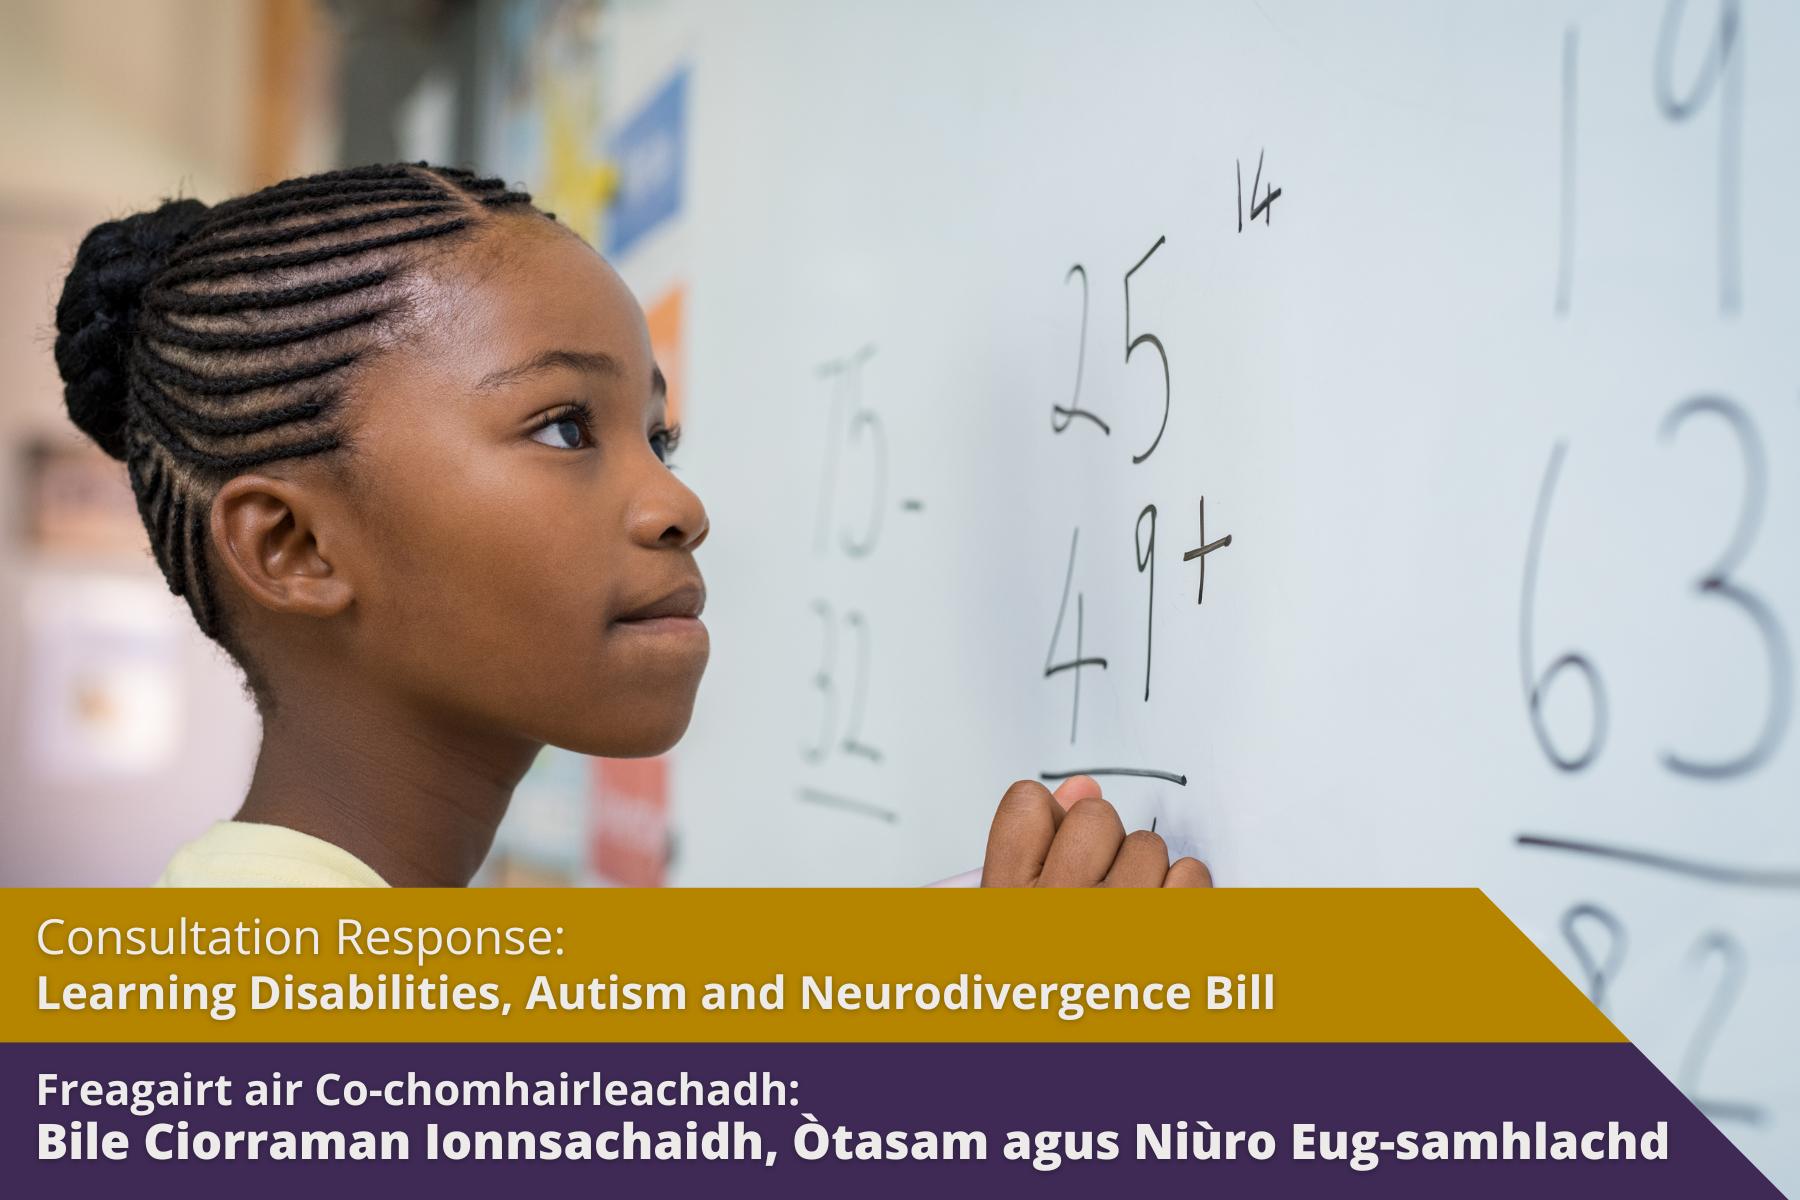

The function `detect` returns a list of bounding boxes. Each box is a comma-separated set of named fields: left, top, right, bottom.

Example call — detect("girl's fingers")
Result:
left=981, top=780, right=1064, bottom=887
left=1050, top=774, right=1103, bottom=811
left=1164, top=856, right=1215, bottom=888
left=984, top=776, right=1212, bottom=889
left=1038, top=797, right=1127, bottom=887
left=1103, top=829, right=1171, bottom=887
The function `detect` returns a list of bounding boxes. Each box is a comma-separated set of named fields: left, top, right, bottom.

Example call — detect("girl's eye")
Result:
left=529, top=413, right=589, bottom=450
left=649, top=424, right=682, bottom=464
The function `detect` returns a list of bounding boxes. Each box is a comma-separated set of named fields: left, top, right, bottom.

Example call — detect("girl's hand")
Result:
left=980, top=776, right=1213, bottom=887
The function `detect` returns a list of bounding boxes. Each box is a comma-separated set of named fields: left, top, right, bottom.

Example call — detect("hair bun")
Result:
left=53, top=198, right=210, bottom=460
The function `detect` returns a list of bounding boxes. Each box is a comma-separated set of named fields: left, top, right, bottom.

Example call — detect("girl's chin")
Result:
left=552, top=703, right=699, bottom=759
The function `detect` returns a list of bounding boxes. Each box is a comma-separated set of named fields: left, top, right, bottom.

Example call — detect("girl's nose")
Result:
left=630, top=461, right=708, bottom=551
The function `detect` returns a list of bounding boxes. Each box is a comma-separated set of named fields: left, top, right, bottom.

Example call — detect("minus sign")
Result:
left=900, top=499, right=924, bottom=511
left=798, top=787, right=899, bottom=823
left=1040, top=767, right=1188, bottom=786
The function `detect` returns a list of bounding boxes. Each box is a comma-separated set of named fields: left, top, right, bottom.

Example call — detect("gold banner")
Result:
left=1, top=888, right=1619, bottom=1044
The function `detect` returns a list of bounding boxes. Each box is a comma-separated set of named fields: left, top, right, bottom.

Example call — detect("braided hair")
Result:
left=52, top=162, right=545, bottom=666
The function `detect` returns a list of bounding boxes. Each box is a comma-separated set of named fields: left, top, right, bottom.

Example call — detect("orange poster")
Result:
left=644, top=284, right=685, bottom=425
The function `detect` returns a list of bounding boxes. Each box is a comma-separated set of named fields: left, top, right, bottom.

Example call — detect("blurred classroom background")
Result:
left=0, top=0, right=666, bottom=886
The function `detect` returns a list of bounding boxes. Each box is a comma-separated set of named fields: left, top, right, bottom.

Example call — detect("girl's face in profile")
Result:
left=313, top=215, right=710, bottom=756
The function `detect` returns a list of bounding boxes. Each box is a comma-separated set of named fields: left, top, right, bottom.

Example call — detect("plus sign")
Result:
left=1182, top=498, right=1232, bottom=604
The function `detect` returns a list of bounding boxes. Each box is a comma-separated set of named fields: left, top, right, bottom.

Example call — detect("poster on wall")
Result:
left=606, top=66, right=686, bottom=259
left=488, top=0, right=616, bottom=248
left=19, top=573, right=183, bottom=784
left=644, top=283, right=685, bottom=424
left=588, top=756, right=669, bottom=887
left=20, top=438, right=144, bottom=557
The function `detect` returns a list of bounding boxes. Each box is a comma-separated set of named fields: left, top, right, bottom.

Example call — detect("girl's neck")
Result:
left=235, top=688, right=540, bottom=887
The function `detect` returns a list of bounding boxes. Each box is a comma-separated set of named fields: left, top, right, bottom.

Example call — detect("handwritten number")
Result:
left=1520, top=442, right=1609, bottom=771
left=1123, top=236, right=1171, bottom=464
left=1560, top=902, right=1627, bottom=1013
left=841, top=405, right=887, bottom=558
left=1136, top=504, right=1157, bottom=701
left=1659, top=397, right=1789, bottom=777
left=814, top=346, right=884, bottom=556
left=1046, top=528, right=1108, bottom=742
left=1053, top=265, right=1109, bottom=435
left=1559, top=908, right=1762, bottom=1123
left=803, top=602, right=882, bottom=765
left=1237, top=150, right=1281, bottom=229
left=1680, top=931, right=1764, bottom=1124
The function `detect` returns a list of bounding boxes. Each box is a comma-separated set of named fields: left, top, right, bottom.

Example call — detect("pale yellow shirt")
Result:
left=156, top=821, right=389, bottom=888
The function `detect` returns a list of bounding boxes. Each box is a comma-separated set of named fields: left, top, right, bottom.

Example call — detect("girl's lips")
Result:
left=613, top=614, right=706, bottom=638
left=613, top=581, right=706, bottom=623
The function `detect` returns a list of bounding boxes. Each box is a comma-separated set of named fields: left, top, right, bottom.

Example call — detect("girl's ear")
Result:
left=208, top=474, right=355, bottom=619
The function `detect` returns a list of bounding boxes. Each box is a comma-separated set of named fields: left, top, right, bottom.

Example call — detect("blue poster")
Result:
left=607, top=67, right=686, bottom=258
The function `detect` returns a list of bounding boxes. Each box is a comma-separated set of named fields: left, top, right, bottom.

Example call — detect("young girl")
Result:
left=52, top=163, right=1211, bottom=890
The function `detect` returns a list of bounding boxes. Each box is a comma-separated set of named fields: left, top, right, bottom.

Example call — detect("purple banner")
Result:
left=5, top=1042, right=1779, bottom=1197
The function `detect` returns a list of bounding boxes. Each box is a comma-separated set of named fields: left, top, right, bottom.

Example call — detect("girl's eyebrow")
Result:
left=476, top=348, right=625, bottom=391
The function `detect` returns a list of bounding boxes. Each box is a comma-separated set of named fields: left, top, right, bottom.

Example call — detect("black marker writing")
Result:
left=1183, top=497, right=1232, bottom=604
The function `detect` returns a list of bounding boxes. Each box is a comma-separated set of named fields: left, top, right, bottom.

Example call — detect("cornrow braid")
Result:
left=196, top=186, right=450, bottom=235
left=53, top=162, right=546, bottom=660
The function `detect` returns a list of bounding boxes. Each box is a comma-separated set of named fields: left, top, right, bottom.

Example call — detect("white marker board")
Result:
left=510, top=1, right=1800, bottom=1185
